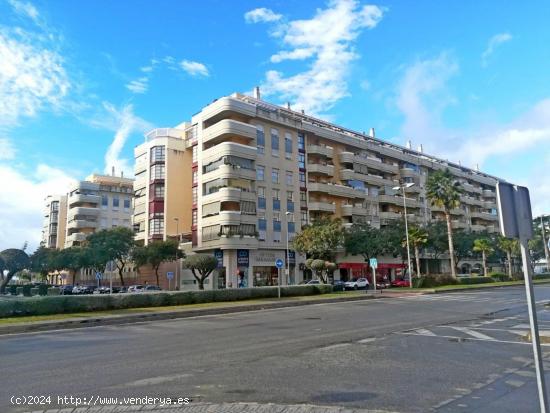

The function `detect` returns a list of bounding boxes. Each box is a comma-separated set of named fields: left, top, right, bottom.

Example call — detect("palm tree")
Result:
left=498, top=237, right=519, bottom=278
left=473, top=238, right=494, bottom=276
left=403, top=226, right=428, bottom=277
left=426, top=169, right=463, bottom=279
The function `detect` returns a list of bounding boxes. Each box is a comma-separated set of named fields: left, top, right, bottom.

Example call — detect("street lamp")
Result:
left=541, top=215, right=550, bottom=272
left=174, top=217, right=179, bottom=291
left=392, top=182, right=415, bottom=289
left=285, top=211, right=292, bottom=285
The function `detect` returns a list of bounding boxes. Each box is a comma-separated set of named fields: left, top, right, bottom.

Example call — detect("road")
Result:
left=3, top=286, right=550, bottom=413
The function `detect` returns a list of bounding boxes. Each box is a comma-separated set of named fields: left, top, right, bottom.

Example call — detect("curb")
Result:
left=0, top=294, right=384, bottom=336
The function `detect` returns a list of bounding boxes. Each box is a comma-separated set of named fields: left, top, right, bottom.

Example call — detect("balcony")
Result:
left=67, top=219, right=98, bottom=229
left=202, top=164, right=256, bottom=182
left=378, top=194, right=421, bottom=208
left=203, top=141, right=257, bottom=164
left=379, top=211, right=402, bottom=220
left=307, top=144, right=334, bottom=158
left=339, top=152, right=399, bottom=174
left=200, top=235, right=258, bottom=250
left=68, top=193, right=100, bottom=207
left=471, top=224, right=486, bottom=232
left=202, top=187, right=256, bottom=204
left=339, top=169, right=396, bottom=187
left=307, top=163, right=334, bottom=176
left=201, top=211, right=257, bottom=227
left=203, top=119, right=256, bottom=145
left=462, top=182, right=483, bottom=194
left=399, top=167, right=420, bottom=178
left=450, top=208, right=465, bottom=215
left=451, top=220, right=468, bottom=229
left=460, top=196, right=483, bottom=206
left=470, top=211, right=498, bottom=221
left=341, top=204, right=368, bottom=216
left=483, top=189, right=496, bottom=198
left=308, top=201, right=336, bottom=213
left=308, top=181, right=366, bottom=199
left=483, top=201, right=497, bottom=209
left=66, top=233, right=88, bottom=244
left=67, top=207, right=100, bottom=219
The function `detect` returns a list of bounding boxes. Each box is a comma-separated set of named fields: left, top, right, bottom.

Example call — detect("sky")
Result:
left=1, top=0, right=549, bottom=252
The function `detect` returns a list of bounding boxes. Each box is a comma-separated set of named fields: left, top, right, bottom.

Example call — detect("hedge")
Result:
left=0, top=284, right=333, bottom=318
left=416, top=275, right=459, bottom=288
left=457, top=277, right=495, bottom=285
left=488, top=272, right=510, bottom=282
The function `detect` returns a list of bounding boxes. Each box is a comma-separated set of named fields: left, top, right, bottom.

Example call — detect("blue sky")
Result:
left=1, top=0, right=549, bottom=251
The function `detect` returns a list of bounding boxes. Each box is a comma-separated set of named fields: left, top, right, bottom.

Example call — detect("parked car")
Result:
left=60, top=285, right=74, bottom=295
left=345, top=278, right=369, bottom=290
left=116, top=286, right=127, bottom=293
left=332, top=280, right=346, bottom=292
left=128, top=285, right=144, bottom=293
left=305, top=279, right=321, bottom=285
left=144, top=285, right=161, bottom=292
left=82, top=285, right=97, bottom=294
left=72, top=285, right=86, bottom=294
left=391, top=279, right=411, bottom=288
left=93, top=286, right=111, bottom=294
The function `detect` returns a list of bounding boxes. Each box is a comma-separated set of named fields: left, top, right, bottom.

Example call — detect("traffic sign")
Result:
left=369, top=258, right=378, bottom=269
left=95, top=272, right=102, bottom=280
left=166, top=271, right=174, bottom=280
left=275, top=259, right=284, bottom=269
left=61, top=274, right=67, bottom=280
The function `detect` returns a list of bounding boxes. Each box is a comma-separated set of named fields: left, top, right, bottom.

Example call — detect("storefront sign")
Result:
left=251, top=250, right=286, bottom=266
left=237, top=249, right=249, bottom=266
left=214, top=250, right=223, bottom=268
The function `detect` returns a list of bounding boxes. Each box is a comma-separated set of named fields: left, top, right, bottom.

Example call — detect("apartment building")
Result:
left=65, top=172, right=134, bottom=248
left=41, top=195, right=68, bottom=249
left=133, top=91, right=501, bottom=289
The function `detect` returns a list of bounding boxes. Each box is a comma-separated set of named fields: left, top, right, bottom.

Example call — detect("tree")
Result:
left=344, top=223, right=385, bottom=262
left=0, top=249, right=31, bottom=293
left=405, top=226, right=428, bottom=277
left=61, top=247, right=90, bottom=285
left=473, top=238, right=494, bottom=276
left=86, top=227, right=135, bottom=286
left=132, top=240, right=184, bottom=287
left=293, top=218, right=344, bottom=261
left=29, top=246, right=56, bottom=281
left=425, top=221, right=448, bottom=274
left=426, top=168, right=463, bottom=278
left=305, top=259, right=336, bottom=283
left=183, top=254, right=218, bottom=290
left=498, top=237, right=519, bottom=278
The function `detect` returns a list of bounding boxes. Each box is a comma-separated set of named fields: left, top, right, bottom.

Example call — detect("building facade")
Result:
left=41, top=195, right=68, bottom=249
left=133, top=91, right=501, bottom=289
left=65, top=173, right=134, bottom=248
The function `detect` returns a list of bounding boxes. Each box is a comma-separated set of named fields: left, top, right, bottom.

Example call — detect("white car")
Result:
left=344, top=278, right=369, bottom=290
left=127, top=285, right=144, bottom=293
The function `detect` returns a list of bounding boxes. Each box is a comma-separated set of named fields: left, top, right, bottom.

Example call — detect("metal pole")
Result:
left=542, top=216, right=550, bottom=272
left=175, top=218, right=180, bottom=290
left=286, top=220, right=290, bottom=286
left=278, top=268, right=281, bottom=299
left=402, top=187, right=413, bottom=289
left=372, top=265, right=376, bottom=292
left=520, top=238, right=548, bottom=413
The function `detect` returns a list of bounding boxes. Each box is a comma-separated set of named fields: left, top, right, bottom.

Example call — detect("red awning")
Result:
left=339, top=262, right=406, bottom=270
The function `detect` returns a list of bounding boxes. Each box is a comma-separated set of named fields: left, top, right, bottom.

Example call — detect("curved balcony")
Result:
left=201, top=211, right=257, bottom=227
left=339, top=152, right=398, bottom=174
left=68, top=193, right=100, bottom=207
left=471, top=224, right=486, bottom=232
left=200, top=96, right=257, bottom=124
left=67, top=220, right=98, bottom=229
left=202, top=164, right=256, bottom=182
left=308, top=182, right=366, bottom=199
left=307, top=163, right=334, bottom=176
left=399, top=167, right=420, bottom=178
left=460, top=196, right=483, bottom=206
left=202, top=187, right=256, bottom=204
left=308, top=201, right=336, bottom=213
left=341, top=204, right=367, bottom=216
left=379, top=211, right=402, bottom=220
left=470, top=211, right=498, bottom=221
left=200, top=235, right=258, bottom=250
left=307, top=144, right=334, bottom=158
left=66, top=233, right=88, bottom=244
left=203, top=119, right=256, bottom=146
left=451, top=220, right=468, bottom=229
left=483, top=189, right=496, bottom=198
left=67, top=207, right=100, bottom=219
left=378, top=195, right=421, bottom=209
left=203, top=142, right=257, bottom=164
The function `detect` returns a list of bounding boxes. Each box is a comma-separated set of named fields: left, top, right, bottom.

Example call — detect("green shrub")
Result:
left=488, top=272, right=511, bottom=282
left=15, top=287, right=24, bottom=296
left=417, top=275, right=459, bottom=288
left=457, top=277, right=495, bottom=285
left=22, top=285, right=32, bottom=297
left=8, top=285, right=17, bottom=295
left=47, top=287, right=61, bottom=296
left=38, top=284, right=49, bottom=296
left=30, top=288, right=39, bottom=296
left=534, top=273, right=550, bottom=280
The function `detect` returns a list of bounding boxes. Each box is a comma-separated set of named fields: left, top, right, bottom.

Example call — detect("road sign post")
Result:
left=275, top=259, right=284, bottom=299
left=369, top=258, right=378, bottom=292
left=167, top=271, right=174, bottom=291
left=497, top=182, right=548, bottom=413
left=95, top=272, right=102, bottom=289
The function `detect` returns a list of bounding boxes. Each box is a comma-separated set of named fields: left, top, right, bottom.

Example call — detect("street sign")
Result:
left=166, top=271, right=174, bottom=280
left=497, top=182, right=533, bottom=239
left=95, top=272, right=102, bottom=280
left=275, top=259, right=284, bottom=269
left=369, top=258, right=378, bottom=269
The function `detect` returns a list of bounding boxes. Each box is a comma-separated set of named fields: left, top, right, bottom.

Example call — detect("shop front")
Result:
left=250, top=249, right=296, bottom=286
left=338, top=262, right=407, bottom=283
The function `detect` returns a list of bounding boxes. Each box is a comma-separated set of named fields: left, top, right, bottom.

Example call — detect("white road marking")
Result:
left=449, top=326, right=496, bottom=341
left=414, top=328, right=436, bottom=336
left=397, top=331, right=548, bottom=346
left=358, top=337, right=377, bottom=344
left=505, top=379, right=526, bottom=387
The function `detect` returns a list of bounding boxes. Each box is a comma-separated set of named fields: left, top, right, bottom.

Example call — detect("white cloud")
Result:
left=180, top=60, right=209, bottom=77
left=253, top=0, right=384, bottom=115
left=244, top=8, right=282, bottom=23
left=7, top=0, right=39, bottom=23
left=481, top=32, right=512, bottom=67
left=126, top=77, right=149, bottom=94
left=0, top=138, right=16, bottom=160
left=0, top=164, right=76, bottom=251
left=140, top=66, right=153, bottom=73
left=102, top=103, right=153, bottom=177
left=0, top=28, right=70, bottom=128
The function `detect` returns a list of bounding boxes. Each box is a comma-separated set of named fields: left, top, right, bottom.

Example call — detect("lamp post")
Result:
left=541, top=215, right=550, bottom=272
left=392, top=182, right=415, bottom=289
left=285, top=211, right=291, bottom=285
left=174, top=217, right=179, bottom=291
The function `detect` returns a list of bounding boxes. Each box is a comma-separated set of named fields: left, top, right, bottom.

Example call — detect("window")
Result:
left=258, top=219, right=267, bottom=231
left=285, top=133, right=292, bottom=158
left=112, top=197, right=119, bottom=209
left=287, top=212, right=295, bottom=221
left=298, top=153, right=305, bottom=169
left=370, top=186, right=379, bottom=197
left=241, top=201, right=256, bottom=215
left=100, top=218, right=107, bottom=228
left=286, top=171, right=293, bottom=185
left=202, top=225, right=220, bottom=241
left=150, top=146, right=165, bottom=163
left=124, top=198, right=130, bottom=210
left=258, top=186, right=265, bottom=198
left=271, top=128, right=279, bottom=156
left=273, top=189, right=280, bottom=199
left=192, top=145, right=198, bottom=163
left=299, top=171, right=306, bottom=186
left=287, top=191, right=294, bottom=201
left=273, top=219, right=282, bottom=232
left=112, top=218, right=119, bottom=227
left=273, top=198, right=281, bottom=211
left=288, top=222, right=296, bottom=233
left=256, top=125, right=265, bottom=154
left=301, top=211, right=308, bottom=225
left=287, top=200, right=295, bottom=212
left=192, top=187, right=198, bottom=204
left=257, top=166, right=265, bottom=181
left=258, top=197, right=266, bottom=210
left=272, top=168, right=279, bottom=184
left=192, top=210, right=198, bottom=226
left=154, top=184, right=165, bottom=199
left=297, top=133, right=305, bottom=151
left=192, top=170, right=198, bottom=185
left=101, top=195, right=108, bottom=209
left=150, top=164, right=165, bottom=180
left=300, top=191, right=307, bottom=202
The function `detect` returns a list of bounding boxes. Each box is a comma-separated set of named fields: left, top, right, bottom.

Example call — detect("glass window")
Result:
left=192, top=210, right=198, bottom=226
left=300, top=191, right=307, bottom=201
left=258, top=197, right=266, bottom=209
left=272, top=168, right=279, bottom=184
left=192, top=187, right=197, bottom=204
left=256, top=125, right=265, bottom=154
left=112, top=197, right=119, bottom=208
left=112, top=218, right=118, bottom=227
left=288, top=222, right=295, bottom=233
left=301, top=211, right=308, bottom=225
left=287, top=191, right=293, bottom=201
left=124, top=198, right=131, bottom=209
left=273, top=198, right=281, bottom=211
left=286, top=171, right=293, bottom=185
left=271, top=129, right=279, bottom=156
left=257, top=166, right=265, bottom=181
left=150, top=146, right=165, bottom=163
left=273, top=219, right=282, bottom=232
left=154, top=184, right=165, bottom=198
left=287, top=200, right=294, bottom=212
left=150, top=164, right=165, bottom=180
left=258, top=219, right=267, bottom=231
left=285, top=133, right=292, bottom=158
left=192, top=170, right=198, bottom=185
left=297, top=133, right=305, bottom=151
left=273, top=189, right=280, bottom=200
left=299, top=171, right=306, bottom=186
left=298, top=153, right=305, bottom=169
left=258, top=186, right=265, bottom=197
left=101, top=195, right=108, bottom=208
left=192, top=145, right=198, bottom=163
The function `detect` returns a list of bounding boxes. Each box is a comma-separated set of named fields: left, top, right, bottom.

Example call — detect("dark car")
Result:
left=144, top=285, right=161, bottom=292
left=82, top=285, right=97, bottom=294
left=60, top=285, right=74, bottom=295
left=116, top=286, right=128, bottom=293
left=332, top=280, right=346, bottom=292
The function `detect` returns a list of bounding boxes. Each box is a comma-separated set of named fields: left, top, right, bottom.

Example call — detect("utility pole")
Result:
left=541, top=215, right=550, bottom=272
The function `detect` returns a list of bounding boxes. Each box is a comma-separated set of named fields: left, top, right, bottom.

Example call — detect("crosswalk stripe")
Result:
left=449, top=326, right=496, bottom=340
left=414, top=328, right=436, bottom=336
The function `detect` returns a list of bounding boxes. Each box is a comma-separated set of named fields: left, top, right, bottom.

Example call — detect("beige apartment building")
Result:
left=133, top=91, right=501, bottom=289
left=41, top=195, right=68, bottom=249
left=65, top=172, right=134, bottom=248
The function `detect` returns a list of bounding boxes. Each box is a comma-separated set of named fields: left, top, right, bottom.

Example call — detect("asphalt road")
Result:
left=3, top=286, right=550, bottom=413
